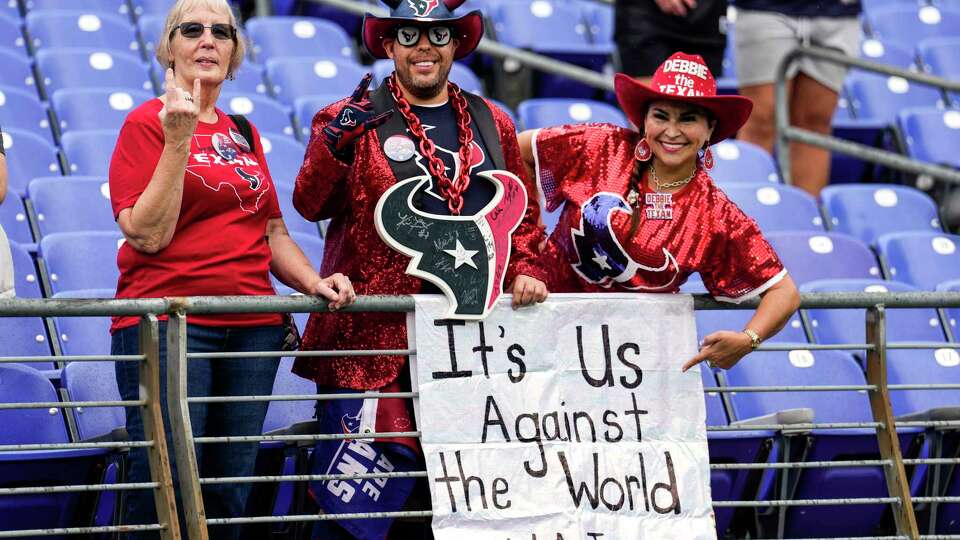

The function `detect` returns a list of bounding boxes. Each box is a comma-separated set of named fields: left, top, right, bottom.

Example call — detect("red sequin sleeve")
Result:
left=701, top=199, right=787, bottom=303
left=488, top=100, right=548, bottom=284
left=293, top=99, right=353, bottom=222
left=532, top=124, right=617, bottom=211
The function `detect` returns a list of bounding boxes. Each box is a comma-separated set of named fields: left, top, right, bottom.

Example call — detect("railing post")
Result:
left=167, top=312, right=208, bottom=540
left=139, top=314, right=181, bottom=539
left=865, top=305, right=919, bottom=538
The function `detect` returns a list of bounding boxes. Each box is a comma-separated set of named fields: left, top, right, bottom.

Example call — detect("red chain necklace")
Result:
left=387, top=74, right=475, bottom=215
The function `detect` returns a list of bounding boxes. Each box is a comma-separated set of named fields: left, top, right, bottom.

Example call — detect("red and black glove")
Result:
left=322, top=73, right=393, bottom=162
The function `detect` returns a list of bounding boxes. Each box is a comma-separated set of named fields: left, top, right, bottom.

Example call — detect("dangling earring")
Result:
left=227, top=70, right=235, bottom=81
left=700, top=145, right=714, bottom=170
left=634, top=138, right=651, bottom=162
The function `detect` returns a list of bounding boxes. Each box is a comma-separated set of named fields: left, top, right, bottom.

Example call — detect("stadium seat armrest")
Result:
left=730, top=408, right=815, bottom=434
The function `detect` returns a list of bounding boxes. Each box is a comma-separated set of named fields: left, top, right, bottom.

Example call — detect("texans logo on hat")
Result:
left=362, top=0, right=483, bottom=60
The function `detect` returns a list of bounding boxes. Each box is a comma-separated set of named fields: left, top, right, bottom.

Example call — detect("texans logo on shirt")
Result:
left=571, top=192, right=679, bottom=290
left=375, top=170, right=527, bottom=320
left=408, top=0, right=439, bottom=17
left=413, top=124, right=486, bottom=201
left=340, top=411, right=362, bottom=434
left=186, top=132, right=272, bottom=214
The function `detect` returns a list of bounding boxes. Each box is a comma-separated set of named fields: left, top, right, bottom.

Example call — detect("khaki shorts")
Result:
left=734, top=9, right=862, bottom=92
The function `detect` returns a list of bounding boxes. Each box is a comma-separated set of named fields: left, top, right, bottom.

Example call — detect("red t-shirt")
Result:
left=109, top=98, right=283, bottom=331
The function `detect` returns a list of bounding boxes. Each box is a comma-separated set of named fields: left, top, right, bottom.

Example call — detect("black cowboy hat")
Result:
left=362, top=0, right=484, bottom=60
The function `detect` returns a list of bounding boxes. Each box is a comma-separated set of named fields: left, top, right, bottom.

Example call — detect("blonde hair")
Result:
left=156, top=0, right=246, bottom=77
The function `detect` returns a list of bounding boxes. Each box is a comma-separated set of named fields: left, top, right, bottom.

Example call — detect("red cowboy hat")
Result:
left=615, top=52, right=753, bottom=145
left=362, top=0, right=483, bottom=60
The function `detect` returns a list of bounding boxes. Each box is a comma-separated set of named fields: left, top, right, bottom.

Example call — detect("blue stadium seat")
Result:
left=517, top=97, right=627, bottom=129
left=28, top=177, right=116, bottom=236
left=22, top=0, right=133, bottom=18
left=898, top=107, right=960, bottom=168
left=0, top=0, right=19, bottom=19
left=877, top=231, right=960, bottom=289
left=10, top=241, right=43, bottom=298
left=700, top=364, right=776, bottom=536
left=0, top=363, right=114, bottom=535
left=225, top=61, right=269, bottom=96
left=246, top=16, right=355, bottom=63
left=135, top=13, right=163, bottom=57
left=867, top=5, right=960, bottom=50
left=0, top=193, right=35, bottom=247
left=721, top=184, right=824, bottom=233
left=265, top=57, right=367, bottom=106
left=696, top=307, right=808, bottom=344
left=0, top=12, right=25, bottom=53
left=293, top=94, right=341, bottom=140
left=765, top=231, right=881, bottom=286
left=722, top=349, right=921, bottom=537
left=821, top=183, right=942, bottom=246
left=0, top=85, right=52, bottom=144
left=25, top=11, right=140, bottom=55
left=0, top=312, right=53, bottom=366
left=36, top=48, right=153, bottom=96
left=1, top=127, right=61, bottom=196
left=260, top=132, right=306, bottom=189
left=51, top=87, right=153, bottom=134
left=490, top=0, right=611, bottom=97
left=221, top=92, right=295, bottom=139
left=857, top=38, right=916, bottom=70
left=61, top=360, right=124, bottom=440
left=40, top=231, right=123, bottom=294
left=938, top=279, right=960, bottom=348
left=52, top=289, right=114, bottom=357
left=274, top=184, right=320, bottom=237
left=372, top=59, right=484, bottom=96
left=845, top=71, right=945, bottom=124
left=709, top=140, right=779, bottom=185
left=801, top=278, right=945, bottom=347
left=579, top=0, right=613, bottom=45
left=61, top=130, right=118, bottom=177
left=918, top=36, right=960, bottom=104
left=0, top=48, right=40, bottom=100
left=130, top=0, right=177, bottom=16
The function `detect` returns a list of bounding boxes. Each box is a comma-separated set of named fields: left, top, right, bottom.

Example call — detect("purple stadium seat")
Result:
left=821, top=184, right=942, bottom=246
left=293, top=93, right=342, bottom=140
left=867, top=5, right=960, bottom=51
left=2, top=127, right=62, bottom=196
left=26, top=11, right=140, bottom=56
left=721, top=184, right=824, bottom=233
left=517, top=97, right=628, bottom=129
left=264, top=56, right=366, bottom=106
left=39, top=231, right=123, bottom=294
left=36, top=48, right=153, bottom=96
left=0, top=48, right=39, bottom=96
left=22, top=0, right=132, bottom=18
left=0, top=363, right=113, bottom=535
left=709, top=140, right=779, bottom=185
left=0, top=84, right=53, bottom=144
left=0, top=13, right=25, bottom=54
left=221, top=92, right=295, bottom=138
left=898, top=107, right=960, bottom=169
left=246, top=16, right=355, bottom=63
left=722, top=349, right=922, bottom=537
left=877, top=231, right=960, bottom=290
left=61, top=130, right=118, bottom=177
left=846, top=71, right=945, bottom=125
left=0, top=193, right=35, bottom=247
left=52, top=289, right=114, bottom=357
left=260, top=133, right=306, bottom=190
left=28, top=177, right=117, bottom=236
left=765, top=231, right=882, bottom=286
left=51, top=87, right=153, bottom=134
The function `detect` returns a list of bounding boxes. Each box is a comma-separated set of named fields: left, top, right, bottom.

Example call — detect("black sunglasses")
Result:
left=394, top=25, right=452, bottom=47
left=171, top=22, right=236, bottom=41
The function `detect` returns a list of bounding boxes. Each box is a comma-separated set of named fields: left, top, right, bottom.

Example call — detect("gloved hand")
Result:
left=322, top=73, right=393, bottom=162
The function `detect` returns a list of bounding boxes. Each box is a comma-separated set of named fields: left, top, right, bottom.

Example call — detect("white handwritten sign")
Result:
left=408, top=293, right=717, bottom=539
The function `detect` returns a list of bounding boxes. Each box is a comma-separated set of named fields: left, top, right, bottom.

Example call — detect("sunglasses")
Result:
left=172, top=22, right=236, bottom=41
left=394, top=25, right=452, bottom=47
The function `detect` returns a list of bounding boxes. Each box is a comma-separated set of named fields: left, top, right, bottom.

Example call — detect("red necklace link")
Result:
left=387, top=74, right=475, bottom=215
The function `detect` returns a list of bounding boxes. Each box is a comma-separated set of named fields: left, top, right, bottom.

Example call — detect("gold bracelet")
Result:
left=743, top=328, right=761, bottom=350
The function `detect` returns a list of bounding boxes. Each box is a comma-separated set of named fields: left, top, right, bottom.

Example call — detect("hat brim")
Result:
left=362, top=10, right=483, bottom=60
left=614, top=72, right=753, bottom=145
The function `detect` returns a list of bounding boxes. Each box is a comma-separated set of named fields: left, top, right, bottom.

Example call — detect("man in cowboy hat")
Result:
left=292, top=1, right=549, bottom=536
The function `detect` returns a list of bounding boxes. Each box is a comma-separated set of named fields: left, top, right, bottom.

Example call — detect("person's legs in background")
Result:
left=788, top=73, right=840, bottom=195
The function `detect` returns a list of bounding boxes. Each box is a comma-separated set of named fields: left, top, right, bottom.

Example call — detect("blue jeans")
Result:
left=112, top=322, right=282, bottom=540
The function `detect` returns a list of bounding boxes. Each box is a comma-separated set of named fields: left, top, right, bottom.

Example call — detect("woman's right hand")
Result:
left=158, top=68, right=200, bottom=150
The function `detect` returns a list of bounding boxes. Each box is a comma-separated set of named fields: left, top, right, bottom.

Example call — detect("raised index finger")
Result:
left=350, top=73, right=374, bottom=102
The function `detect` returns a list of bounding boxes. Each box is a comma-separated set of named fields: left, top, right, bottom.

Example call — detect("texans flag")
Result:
left=308, top=391, right=418, bottom=540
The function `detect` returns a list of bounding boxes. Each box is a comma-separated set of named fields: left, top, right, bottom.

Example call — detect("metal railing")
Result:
left=775, top=45, right=960, bottom=187
left=3, top=293, right=960, bottom=539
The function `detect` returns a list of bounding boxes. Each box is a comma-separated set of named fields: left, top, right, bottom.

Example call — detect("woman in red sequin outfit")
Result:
left=519, top=52, right=800, bottom=371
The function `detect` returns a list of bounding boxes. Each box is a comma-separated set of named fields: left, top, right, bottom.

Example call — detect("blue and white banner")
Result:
left=407, top=294, right=716, bottom=539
